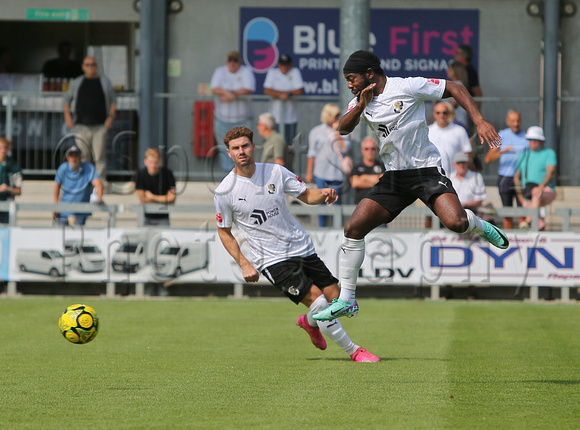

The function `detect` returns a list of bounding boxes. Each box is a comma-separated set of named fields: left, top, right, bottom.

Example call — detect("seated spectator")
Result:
left=449, top=152, right=487, bottom=213
left=447, top=151, right=487, bottom=299
left=134, top=148, right=176, bottom=226
left=0, top=137, right=22, bottom=224
left=514, top=126, right=556, bottom=230
left=257, top=112, right=286, bottom=166
left=53, top=145, right=103, bottom=226
left=306, top=103, right=351, bottom=227
left=428, top=101, right=472, bottom=176
left=350, top=137, right=384, bottom=204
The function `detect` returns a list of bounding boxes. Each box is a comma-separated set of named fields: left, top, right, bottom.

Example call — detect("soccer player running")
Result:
left=214, top=126, right=379, bottom=362
left=314, top=50, right=509, bottom=322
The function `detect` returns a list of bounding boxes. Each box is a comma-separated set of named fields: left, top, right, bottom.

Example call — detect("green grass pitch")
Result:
left=1, top=298, right=579, bottom=429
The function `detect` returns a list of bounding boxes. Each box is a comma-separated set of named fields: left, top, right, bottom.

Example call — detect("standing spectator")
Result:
left=134, top=148, right=176, bottom=226
left=41, top=41, right=83, bottom=79
left=0, top=137, right=22, bottom=224
left=306, top=103, right=351, bottom=227
left=350, top=137, right=384, bottom=204
left=53, top=145, right=104, bottom=226
left=514, top=126, right=557, bottom=231
left=257, top=113, right=286, bottom=166
left=484, top=110, right=529, bottom=229
left=446, top=61, right=469, bottom=129
left=428, top=101, right=472, bottom=176
left=63, top=56, right=117, bottom=182
left=453, top=44, right=483, bottom=105
left=210, top=50, right=256, bottom=172
left=263, top=54, right=304, bottom=147
left=449, top=152, right=487, bottom=213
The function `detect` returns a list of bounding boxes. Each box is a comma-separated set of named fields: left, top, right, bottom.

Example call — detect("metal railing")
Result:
left=1, top=201, right=575, bottom=232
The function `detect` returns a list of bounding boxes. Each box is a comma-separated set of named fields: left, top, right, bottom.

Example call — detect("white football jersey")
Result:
left=347, top=77, right=446, bottom=171
left=214, top=163, right=315, bottom=271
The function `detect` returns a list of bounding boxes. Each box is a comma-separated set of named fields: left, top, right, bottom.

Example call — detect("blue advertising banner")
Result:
left=240, top=7, right=479, bottom=95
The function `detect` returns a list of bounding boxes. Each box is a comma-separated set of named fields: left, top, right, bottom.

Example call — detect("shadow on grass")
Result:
left=525, top=380, right=580, bottom=385
left=306, top=357, right=451, bottom=362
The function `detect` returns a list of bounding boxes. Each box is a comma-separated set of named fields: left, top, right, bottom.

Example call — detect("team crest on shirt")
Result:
left=288, top=286, right=300, bottom=296
left=394, top=101, right=404, bottom=113
left=267, top=184, right=276, bottom=194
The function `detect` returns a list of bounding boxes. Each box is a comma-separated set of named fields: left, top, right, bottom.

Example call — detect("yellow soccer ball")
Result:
left=59, top=304, right=99, bottom=344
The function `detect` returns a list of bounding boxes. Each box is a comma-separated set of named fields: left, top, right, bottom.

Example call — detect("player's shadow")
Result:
left=306, top=357, right=451, bottom=362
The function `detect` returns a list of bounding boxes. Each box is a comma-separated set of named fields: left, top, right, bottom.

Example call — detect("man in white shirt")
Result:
left=214, top=126, right=379, bottom=362
left=314, top=50, right=508, bottom=321
left=449, top=152, right=487, bottom=212
left=263, top=54, right=304, bottom=147
left=428, top=101, right=472, bottom=176
left=210, top=51, right=256, bottom=172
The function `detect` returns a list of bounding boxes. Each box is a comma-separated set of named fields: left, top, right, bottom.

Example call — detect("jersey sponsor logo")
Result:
left=251, top=209, right=267, bottom=225
left=428, top=78, right=440, bottom=85
left=251, top=207, right=280, bottom=224
left=377, top=123, right=399, bottom=139
left=267, top=184, right=276, bottom=194
left=216, top=212, right=223, bottom=223
left=393, top=101, right=404, bottom=113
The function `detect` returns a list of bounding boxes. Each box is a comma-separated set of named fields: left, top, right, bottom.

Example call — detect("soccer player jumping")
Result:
left=314, top=50, right=509, bottom=322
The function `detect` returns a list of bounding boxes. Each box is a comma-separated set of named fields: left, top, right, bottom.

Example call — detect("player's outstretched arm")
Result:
left=443, top=81, right=501, bottom=149
left=297, top=187, right=338, bottom=205
left=217, top=227, right=259, bottom=282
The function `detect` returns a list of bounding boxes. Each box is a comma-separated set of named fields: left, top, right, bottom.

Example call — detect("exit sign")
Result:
left=26, top=9, right=90, bottom=21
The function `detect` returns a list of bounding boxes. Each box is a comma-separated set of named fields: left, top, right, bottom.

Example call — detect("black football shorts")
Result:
left=261, top=254, right=338, bottom=304
left=365, top=166, right=457, bottom=215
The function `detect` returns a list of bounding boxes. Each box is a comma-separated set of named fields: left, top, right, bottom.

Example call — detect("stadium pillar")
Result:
left=543, top=0, right=560, bottom=153
left=339, top=0, right=370, bottom=118
left=138, top=0, right=168, bottom=161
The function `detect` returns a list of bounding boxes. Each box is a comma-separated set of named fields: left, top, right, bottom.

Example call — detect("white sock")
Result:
left=338, top=235, right=365, bottom=301
left=306, top=295, right=358, bottom=355
left=306, top=295, right=328, bottom=327
left=463, top=209, right=485, bottom=234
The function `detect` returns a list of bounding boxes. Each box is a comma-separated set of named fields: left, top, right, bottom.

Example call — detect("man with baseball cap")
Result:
left=514, top=126, right=557, bottom=230
left=53, top=144, right=104, bottom=225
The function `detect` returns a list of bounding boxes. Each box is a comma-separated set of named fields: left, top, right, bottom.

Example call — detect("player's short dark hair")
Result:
left=343, top=50, right=385, bottom=76
left=224, top=126, right=253, bottom=148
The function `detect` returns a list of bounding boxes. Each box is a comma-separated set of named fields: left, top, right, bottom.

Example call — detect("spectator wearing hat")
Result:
left=263, top=54, right=304, bottom=157
left=53, top=145, right=104, bottom=226
left=210, top=50, right=256, bottom=172
left=449, top=152, right=487, bottom=213
left=484, top=109, right=529, bottom=229
left=514, top=126, right=557, bottom=230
